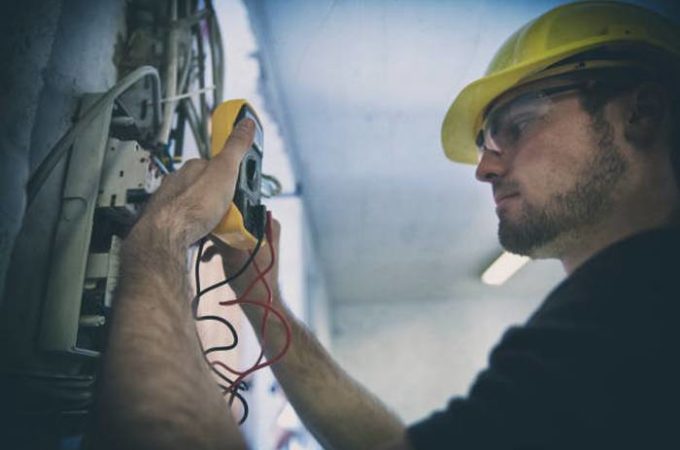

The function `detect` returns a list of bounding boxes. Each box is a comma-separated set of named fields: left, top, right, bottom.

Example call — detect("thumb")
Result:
left=215, top=118, right=255, bottom=166
left=194, top=118, right=255, bottom=212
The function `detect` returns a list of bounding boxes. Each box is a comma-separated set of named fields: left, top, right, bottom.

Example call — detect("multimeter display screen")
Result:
left=233, top=104, right=264, bottom=239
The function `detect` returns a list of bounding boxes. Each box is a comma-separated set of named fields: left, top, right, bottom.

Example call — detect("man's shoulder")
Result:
left=583, top=227, right=680, bottom=274
left=547, top=227, right=680, bottom=303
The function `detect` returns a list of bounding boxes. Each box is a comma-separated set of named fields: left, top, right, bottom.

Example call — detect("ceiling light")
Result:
left=481, top=252, right=530, bottom=286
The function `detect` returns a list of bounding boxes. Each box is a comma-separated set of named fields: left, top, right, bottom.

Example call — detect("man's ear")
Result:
left=624, top=83, right=669, bottom=150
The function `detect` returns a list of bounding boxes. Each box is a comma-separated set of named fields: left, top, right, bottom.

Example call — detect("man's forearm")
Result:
left=242, top=298, right=406, bottom=450
left=91, top=221, right=246, bottom=449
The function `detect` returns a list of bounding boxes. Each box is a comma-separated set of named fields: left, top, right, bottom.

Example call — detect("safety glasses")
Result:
left=476, top=82, right=586, bottom=157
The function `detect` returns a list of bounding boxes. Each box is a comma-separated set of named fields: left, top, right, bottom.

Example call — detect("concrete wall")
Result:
left=1, top=0, right=125, bottom=370
left=0, top=0, right=125, bottom=309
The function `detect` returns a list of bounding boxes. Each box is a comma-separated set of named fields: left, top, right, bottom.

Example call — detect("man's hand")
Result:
left=91, top=119, right=256, bottom=450
left=202, top=217, right=282, bottom=306
left=200, top=218, right=408, bottom=450
left=135, top=118, right=255, bottom=249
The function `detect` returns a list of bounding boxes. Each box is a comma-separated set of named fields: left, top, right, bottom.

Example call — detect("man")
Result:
left=91, top=1, right=680, bottom=449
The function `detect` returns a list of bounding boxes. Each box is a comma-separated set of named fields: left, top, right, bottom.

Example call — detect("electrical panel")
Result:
left=40, top=96, right=163, bottom=357
left=1, top=1, right=228, bottom=445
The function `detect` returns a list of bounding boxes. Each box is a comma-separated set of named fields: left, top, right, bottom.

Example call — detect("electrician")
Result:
left=91, top=1, right=680, bottom=449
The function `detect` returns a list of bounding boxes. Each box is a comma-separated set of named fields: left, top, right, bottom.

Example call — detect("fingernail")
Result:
left=237, top=118, right=254, bottom=131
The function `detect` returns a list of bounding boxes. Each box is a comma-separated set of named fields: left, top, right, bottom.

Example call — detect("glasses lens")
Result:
left=479, top=83, right=584, bottom=155
left=482, top=91, right=553, bottom=153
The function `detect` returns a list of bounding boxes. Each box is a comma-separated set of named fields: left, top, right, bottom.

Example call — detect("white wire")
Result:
left=157, top=0, right=180, bottom=146
left=27, top=65, right=162, bottom=207
left=161, top=86, right=215, bottom=103
left=152, top=156, right=171, bottom=175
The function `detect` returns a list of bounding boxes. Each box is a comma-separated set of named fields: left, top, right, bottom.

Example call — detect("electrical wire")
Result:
left=18, top=0, right=227, bottom=425
left=211, top=13, right=224, bottom=106
left=177, top=43, right=194, bottom=102
left=261, top=174, right=283, bottom=198
left=191, top=231, right=264, bottom=318
left=192, top=214, right=266, bottom=423
left=206, top=0, right=224, bottom=106
left=181, top=97, right=211, bottom=160
left=218, top=383, right=249, bottom=423
left=26, top=3, right=219, bottom=206
left=196, top=315, right=238, bottom=354
left=162, top=86, right=215, bottom=103
left=26, top=66, right=161, bottom=208
left=193, top=211, right=292, bottom=424
left=215, top=213, right=292, bottom=408
left=199, top=236, right=264, bottom=298
left=193, top=237, right=249, bottom=423
left=179, top=9, right=211, bottom=28
left=157, top=0, right=180, bottom=146
left=152, top=156, right=171, bottom=175
left=194, top=6, right=210, bottom=154
left=213, top=230, right=278, bottom=379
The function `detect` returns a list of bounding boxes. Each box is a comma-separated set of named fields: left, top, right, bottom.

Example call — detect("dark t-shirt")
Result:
left=407, top=228, right=680, bottom=449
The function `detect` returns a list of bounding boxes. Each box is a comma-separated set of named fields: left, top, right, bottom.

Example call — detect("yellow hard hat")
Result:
left=442, top=1, right=680, bottom=164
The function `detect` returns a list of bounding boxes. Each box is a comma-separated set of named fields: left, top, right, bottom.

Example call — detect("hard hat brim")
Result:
left=441, top=35, right=680, bottom=165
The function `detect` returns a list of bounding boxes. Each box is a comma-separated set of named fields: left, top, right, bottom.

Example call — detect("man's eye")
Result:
left=506, top=116, right=534, bottom=141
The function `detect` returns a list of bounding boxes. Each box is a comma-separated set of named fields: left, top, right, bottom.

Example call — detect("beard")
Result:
left=498, top=113, right=628, bottom=256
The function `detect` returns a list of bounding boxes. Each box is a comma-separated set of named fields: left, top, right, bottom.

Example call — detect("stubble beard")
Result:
left=497, top=112, right=628, bottom=257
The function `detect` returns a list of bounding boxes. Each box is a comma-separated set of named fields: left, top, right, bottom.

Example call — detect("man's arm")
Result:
left=89, top=119, right=256, bottom=449
left=205, top=223, right=414, bottom=450
left=254, top=301, right=408, bottom=450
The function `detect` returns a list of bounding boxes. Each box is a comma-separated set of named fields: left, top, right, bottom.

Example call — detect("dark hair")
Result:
left=567, top=49, right=680, bottom=188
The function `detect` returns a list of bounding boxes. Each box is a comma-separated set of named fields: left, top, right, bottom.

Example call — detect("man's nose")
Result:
left=475, top=149, right=507, bottom=183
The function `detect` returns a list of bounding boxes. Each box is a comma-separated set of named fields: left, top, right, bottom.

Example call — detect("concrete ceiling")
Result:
left=243, top=0, right=679, bottom=306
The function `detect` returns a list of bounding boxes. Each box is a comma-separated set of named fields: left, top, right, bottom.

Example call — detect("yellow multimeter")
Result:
left=210, top=100, right=265, bottom=250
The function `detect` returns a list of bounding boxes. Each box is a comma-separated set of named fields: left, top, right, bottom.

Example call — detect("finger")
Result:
left=207, top=235, right=250, bottom=262
left=270, top=217, right=281, bottom=243
left=207, top=119, right=255, bottom=183
left=170, top=158, right=209, bottom=192
left=216, top=118, right=255, bottom=165
left=191, top=119, right=255, bottom=213
left=150, top=158, right=208, bottom=203
left=208, top=235, right=234, bottom=252
left=263, top=216, right=282, bottom=252
left=204, top=119, right=255, bottom=190
left=177, top=158, right=209, bottom=178
left=200, top=245, right=220, bottom=262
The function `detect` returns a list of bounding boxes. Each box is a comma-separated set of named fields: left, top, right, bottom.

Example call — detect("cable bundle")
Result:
left=193, top=211, right=291, bottom=424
